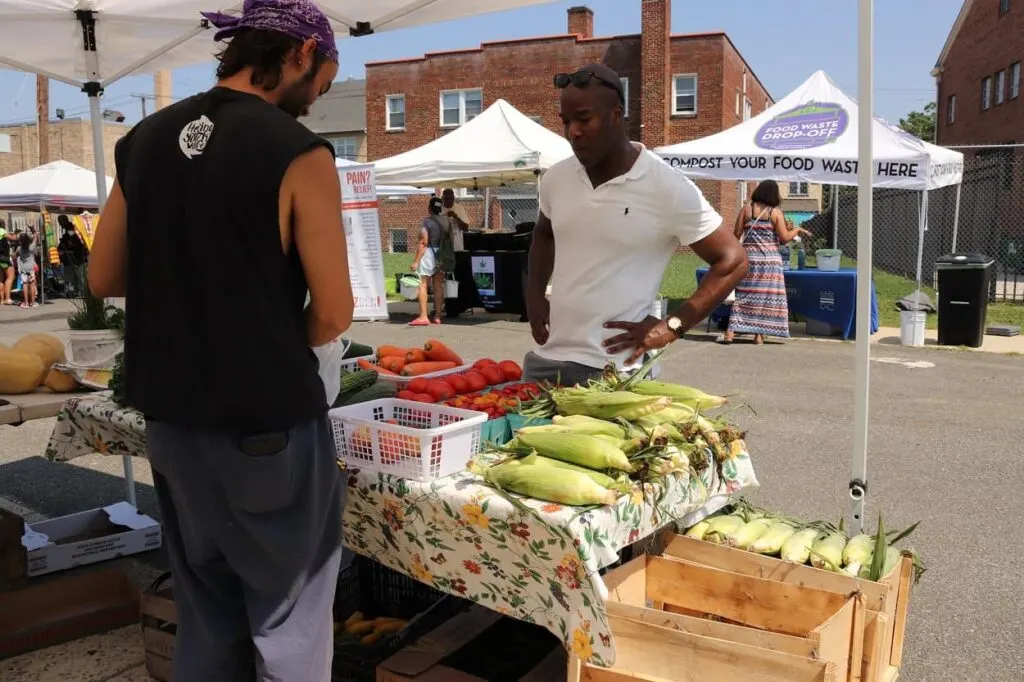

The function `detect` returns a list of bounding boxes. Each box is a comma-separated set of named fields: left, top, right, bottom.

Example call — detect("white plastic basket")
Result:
left=328, top=398, right=488, bottom=480
left=340, top=354, right=376, bottom=373
left=373, top=363, right=476, bottom=391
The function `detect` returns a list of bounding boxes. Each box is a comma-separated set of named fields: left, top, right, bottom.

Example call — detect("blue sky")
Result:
left=0, top=0, right=962, bottom=127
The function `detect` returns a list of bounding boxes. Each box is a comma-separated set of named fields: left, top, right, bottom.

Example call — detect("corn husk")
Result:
left=484, top=462, right=617, bottom=506
left=809, top=532, right=847, bottom=570
left=702, top=514, right=745, bottom=544
left=780, top=527, right=822, bottom=564
left=842, top=533, right=874, bottom=576
left=685, top=520, right=711, bottom=540
left=516, top=453, right=619, bottom=489
left=630, top=381, right=728, bottom=409
left=550, top=415, right=627, bottom=438
left=515, top=431, right=631, bottom=471
left=749, top=521, right=797, bottom=554
left=726, top=518, right=773, bottom=549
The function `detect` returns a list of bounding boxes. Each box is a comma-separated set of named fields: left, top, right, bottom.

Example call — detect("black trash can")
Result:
left=935, top=253, right=994, bottom=348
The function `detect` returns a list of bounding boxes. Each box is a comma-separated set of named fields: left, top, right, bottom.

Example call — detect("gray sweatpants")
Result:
left=147, top=416, right=343, bottom=682
left=523, top=351, right=662, bottom=386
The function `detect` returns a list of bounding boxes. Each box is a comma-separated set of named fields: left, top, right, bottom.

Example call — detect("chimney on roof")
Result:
left=567, top=6, right=594, bottom=39
left=640, top=0, right=670, bottom=147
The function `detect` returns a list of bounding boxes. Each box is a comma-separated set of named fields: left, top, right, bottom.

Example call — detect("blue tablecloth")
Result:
left=696, top=267, right=879, bottom=340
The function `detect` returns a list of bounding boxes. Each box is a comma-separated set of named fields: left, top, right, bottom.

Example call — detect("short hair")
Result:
left=442, top=188, right=455, bottom=197
left=428, top=197, right=443, bottom=215
left=751, top=180, right=782, bottom=208
left=215, top=28, right=326, bottom=91
left=19, top=232, right=31, bottom=249
left=58, top=214, right=73, bottom=229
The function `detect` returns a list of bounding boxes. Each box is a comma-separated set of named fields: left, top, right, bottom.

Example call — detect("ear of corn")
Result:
left=484, top=462, right=618, bottom=506
left=726, top=518, right=773, bottom=549
left=553, top=390, right=672, bottom=420
left=809, top=532, right=846, bottom=570
left=842, top=533, right=874, bottom=571
left=550, top=415, right=626, bottom=438
left=516, top=424, right=572, bottom=435
left=630, top=381, right=729, bottom=409
left=517, top=453, right=619, bottom=489
left=684, top=519, right=711, bottom=540
left=780, top=528, right=822, bottom=564
left=881, top=546, right=901, bottom=578
left=702, top=514, right=745, bottom=544
left=515, top=431, right=632, bottom=471
left=635, top=403, right=696, bottom=425
left=749, top=521, right=797, bottom=554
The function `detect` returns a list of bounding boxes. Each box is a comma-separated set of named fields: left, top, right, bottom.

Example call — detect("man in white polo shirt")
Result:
left=523, top=64, right=748, bottom=385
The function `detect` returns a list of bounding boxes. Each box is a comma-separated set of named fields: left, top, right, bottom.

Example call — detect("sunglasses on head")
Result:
left=553, top=70, right=625, bottom=105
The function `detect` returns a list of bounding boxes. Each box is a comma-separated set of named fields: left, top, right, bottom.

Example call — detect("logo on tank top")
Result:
left=179, top=115, right=214, bottom=159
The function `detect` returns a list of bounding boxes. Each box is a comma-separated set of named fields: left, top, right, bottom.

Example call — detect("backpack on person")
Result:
left=432, top=217, right=457, bottom=273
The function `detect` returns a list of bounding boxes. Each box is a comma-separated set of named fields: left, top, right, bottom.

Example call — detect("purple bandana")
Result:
left=202, top=0, right=338, bottom=63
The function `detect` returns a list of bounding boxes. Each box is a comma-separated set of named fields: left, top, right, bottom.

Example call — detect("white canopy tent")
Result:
left=0, top=0, right=559, bottom=210
left=0, top=160, right=113, bottom=209
left=656, top=69, right=965, bottom=294
left=335, top=157, right=431, bottom=197
left=373, top=99, right=573, bottom=188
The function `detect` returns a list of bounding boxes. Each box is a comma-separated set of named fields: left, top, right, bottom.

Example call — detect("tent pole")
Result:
left=831, top=184, right=839, bottom=248
left=850, top=0, right=874, bottom=535
left=916, top=191, right=928, bottom=290
left=951, top=182, right=962, bottom=253
left=38, top=202, right=46, bottom=305
left=87, top=95, right=109, bottom=210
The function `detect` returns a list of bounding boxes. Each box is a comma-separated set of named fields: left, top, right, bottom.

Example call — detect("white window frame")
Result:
left=982, top=76, right=993, bottom=110
left=735, top=89, right=741, bottom=116
left=388, top=228, right=409, bottom=254
left=328, top=135, right=358, bottom=161
left=788, top=182, right=809, bottom=197
left=1010, top=62, right=1021, bottom=100
left=947, top=94, right=956, bottom=125
left=439, top=88, right=483, bottom=128
left=996, top=70, right=1006, bottom=105
left=671, top=74, right=698, bottom=116
left=385, top=94, right=405, bottom=131
left=743, top=97, right=752, bottom=121
left=620, top=77, right=630, bottom=117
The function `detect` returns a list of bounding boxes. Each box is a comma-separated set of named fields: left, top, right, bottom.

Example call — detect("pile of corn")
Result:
left=684, top=502, right=923, bottom=583
left=476, top=374, right=743, bottom=507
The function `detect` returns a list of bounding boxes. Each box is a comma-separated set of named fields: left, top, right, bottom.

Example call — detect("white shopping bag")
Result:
left=312, top=336, right=351, bottom=406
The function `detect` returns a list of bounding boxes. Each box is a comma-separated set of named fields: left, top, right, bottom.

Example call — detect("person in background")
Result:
left=524, top=63, right=747, bottom=385
left=57, top=215, right=87, bottom=297
left=410, top=196, right=446, bottom=326
left=441, top=188, right=470, bottom=249
left=0, top=222, right=15, bottom=305
left=719, top=179, right=811, bottom=345
left=87, top=1, right=353, bottom=680
left=16, top=232, right=37, bottom=308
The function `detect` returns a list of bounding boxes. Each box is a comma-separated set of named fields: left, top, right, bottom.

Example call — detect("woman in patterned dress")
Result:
left=720, top=180, right=811, bottom=345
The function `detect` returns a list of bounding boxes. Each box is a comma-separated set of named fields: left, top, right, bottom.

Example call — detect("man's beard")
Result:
left=277, top=64, right=318, bottom=118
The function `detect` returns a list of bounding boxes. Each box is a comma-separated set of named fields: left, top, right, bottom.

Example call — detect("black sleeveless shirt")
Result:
left=115, top=87, right=332, bottom=432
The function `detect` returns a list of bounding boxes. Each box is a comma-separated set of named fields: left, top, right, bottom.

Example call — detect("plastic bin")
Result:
left=816, top=248, right=842, bottom=272
left=935, top=253, right=994, bottom=348
left=899, top=310, right=926, bottom=347
left=328, top=399, right=487, bottom=481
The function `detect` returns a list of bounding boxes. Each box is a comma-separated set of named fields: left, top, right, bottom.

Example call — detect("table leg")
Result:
left=122, top=454, right=137, bottom=507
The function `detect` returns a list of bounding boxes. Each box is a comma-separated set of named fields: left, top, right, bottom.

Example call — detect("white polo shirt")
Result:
left=536, top=143, right=722, bottom=370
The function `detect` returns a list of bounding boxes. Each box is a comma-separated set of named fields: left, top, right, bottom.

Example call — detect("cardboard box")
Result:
left=21, top=502, right=162, bottom=577
left=0, top=569, right=140, bottom=660
left=377, top=606, right=566, bottom=682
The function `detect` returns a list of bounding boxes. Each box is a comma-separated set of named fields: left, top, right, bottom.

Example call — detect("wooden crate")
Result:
left=661, top=534, right=913, bottom=682
left=139, top=572, right=175, bottom=682
left=584, top=553, right=865, bottom=682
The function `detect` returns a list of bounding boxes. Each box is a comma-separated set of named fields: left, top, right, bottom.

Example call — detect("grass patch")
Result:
left=658, top=254, right=1024, bottom=330
left=383, top=253, right=415, bottom=300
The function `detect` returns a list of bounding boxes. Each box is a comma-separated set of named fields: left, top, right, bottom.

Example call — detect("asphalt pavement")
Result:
left=1, top=301, right=1023, bottom=681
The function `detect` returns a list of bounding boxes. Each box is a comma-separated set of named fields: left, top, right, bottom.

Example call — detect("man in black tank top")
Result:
left=88, top=2, right=352, bottom=680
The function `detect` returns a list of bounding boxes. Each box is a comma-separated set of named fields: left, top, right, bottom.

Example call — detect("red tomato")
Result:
left=481, top=365, right=505, bottom=386
left=447, top=375, right=469, bottom=395
left=425, top=380, right=454, bottom=402
left=407, top=377, right=429, bottom=394
left=412, top=393, right=436, bottom=403
left=498, top=361, right=523, bottom=382
left=396, top=390, right=416, bottom=401
left=464, top=371, right=487, bottom=392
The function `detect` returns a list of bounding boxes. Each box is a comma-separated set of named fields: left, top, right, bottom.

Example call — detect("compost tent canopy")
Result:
left=0, top=160, right=113, bottom=209
left=656, top=70, right=963, bottom=191
left=373, top=99, right=573, bottom=187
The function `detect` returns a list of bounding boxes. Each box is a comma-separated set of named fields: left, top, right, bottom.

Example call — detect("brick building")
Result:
left=933, top=0, right=1024, bottom=254
left=365, top=1, right=772, bottom=252
left=0, top=118, right=128, bottom=178
left=300, top=78, right=368, bottom=162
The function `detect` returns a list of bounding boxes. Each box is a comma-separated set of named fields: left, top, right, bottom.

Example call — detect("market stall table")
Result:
left=0, top=389, right=95, bottom=425
left=44, top=392, right=759, bottom=666
left=697, top=266, right=880, bottom=339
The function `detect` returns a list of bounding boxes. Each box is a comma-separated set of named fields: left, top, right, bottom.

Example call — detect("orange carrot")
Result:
left=401, top=361, right=458, bottom=376
left=358, top=358, right=394, bottom=374
left=379, top=356, right=406, bottom=373
left=404, top=349, right=427, bottom=364
left=377, top=345, right=410, bottom=359
left=423, top=339, right=463, bottom=365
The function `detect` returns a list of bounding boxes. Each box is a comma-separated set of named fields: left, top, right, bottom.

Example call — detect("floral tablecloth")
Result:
left=46, top=393, right=759, bottom=666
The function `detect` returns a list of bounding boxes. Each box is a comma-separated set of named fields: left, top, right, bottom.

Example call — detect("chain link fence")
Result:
left=801, top=145, right=1024, bottom=302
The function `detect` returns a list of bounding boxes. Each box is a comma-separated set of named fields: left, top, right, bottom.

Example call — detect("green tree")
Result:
left=898, top=102, right=936, bottom=142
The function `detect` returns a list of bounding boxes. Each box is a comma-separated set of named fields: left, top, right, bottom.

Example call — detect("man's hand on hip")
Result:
left=603, top=316, right=677, bottom=364
left=526, top=292, right=550, bottom=345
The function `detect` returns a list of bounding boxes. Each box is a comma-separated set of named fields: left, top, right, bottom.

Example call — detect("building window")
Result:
left=1011, top=62, right=1021, bottom=100
left=735, top=89, right=741, bottom=116
left=672, top=74, right=697, bottom=115
left=982, top=76, right=993, bottom=110
left=620, top=77, right=629, bottom=117
left=528, top=115, right=543, bottom=124
left=996, top=70, right=1007, bottom=105
left=386, top=95, right=405, bottom=130
left=788, top=182, right=809, bottom=197
left=389, top=229, right=408, bottom=254
left=946, top=94, right=956, bottom=125
left=999, top=0, right=1010, bottom=14
left=440, top=89, right=483, bottom=127
left=327, top=136, right=358, bottom=161
left=743, top=98, right=752, bottom=121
